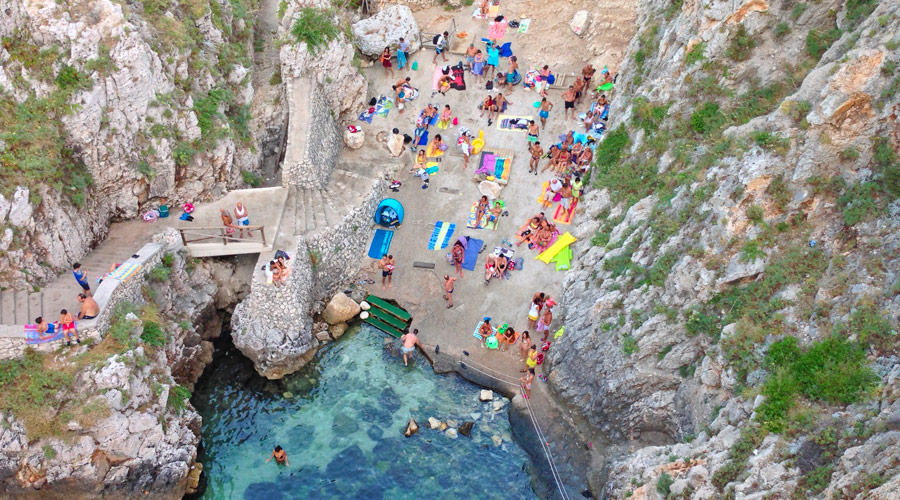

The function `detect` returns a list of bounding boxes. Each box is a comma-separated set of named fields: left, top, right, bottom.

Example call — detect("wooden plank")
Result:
left=364, top=316, right=404, bottom=338
left=365, top=295, right=412, bottom=322
left=367, top=307, right=408, bottom=330
left=413, top=261, right=435, bottom=269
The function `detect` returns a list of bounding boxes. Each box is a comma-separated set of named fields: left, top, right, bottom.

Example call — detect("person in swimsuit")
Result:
left=533, top=221, right=554, bottom=250
left=495, top=254, right=508, bottom=279
left=427, top=134, right=446, bottom=158
left=472, top=50, right=485, bottom=83
left=234, top=202, right=252, bottom=238
left=274, top=256, right=291, bottom=281
left=582, top=108, right=596, bottom=131
left=523, top=344, right=538, bottom=372
left=577, top=147, right=593, bottom=171
left=494, top=93, right=511, bottom=114
left=400, top=328, right=422, bottom=366
left=439, top=105, right=452, bottom=128
left=459, top=134, right=471, bottom=169
left=379, top=254, right=395, bottom=289
left=76, top=293, right=99, bottom=320
left=538, top=304, right=553, bottom=341
left=573, top=75, right=586, bottom=104
left=518, top=330, right=532, bottom=362
left=443, top=275, right=458, bottom=308
left=520, top=367, right=535, bottom=398
left=266, top=445, right=290, bottom=466
left=528, top=141, right=543, bottom=175
left=435, top=74, right=453, bottom=96
left=539, top=65, right=552, bottom=97
left=538, top=98, right=552, bottom=128
left=562, top=85, right=577, bottom=120
left=465, top=43, right=477, bottom=71
left=484, top=254, right=496, bottom=283
left=526, top=120, right=539, bottom=145
left=559, top=179, right=574, bottom=212
left=35, top=316, right=60, bottom=337
left=59, top=309, right=80, bottom=346
left=488, top=201, right=503, bottom=224
left=479, top=318, right=493, bottom=344
left=506, top=55, right=519, bottom=89
left=582, top=64, right=596, bottom=88
left=380, top=46, right=394, bottom=79
left=498, top=325, right=516, bottom=351
left=451, top=241, right=464, bottom=276
left=220, top=209, right=236, bottom=239
left=72, top=262, right=91, bottom=296
left=515, top=216, right=542, bottom=246
left=527, top=297, right=541, bottom=330
left=475, top=195, right=489, bottom=228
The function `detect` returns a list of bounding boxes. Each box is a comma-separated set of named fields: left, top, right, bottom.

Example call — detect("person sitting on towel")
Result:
left=488, top=201, right=503, bottom=223
left=436, top=74, right=453, bottom=96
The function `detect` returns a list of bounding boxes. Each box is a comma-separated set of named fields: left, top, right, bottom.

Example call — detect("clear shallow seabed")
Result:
left=191, top=324, right=539, bottom=499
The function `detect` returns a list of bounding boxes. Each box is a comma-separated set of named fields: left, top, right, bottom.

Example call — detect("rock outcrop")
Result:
left=322, top=293, right=361, bottom=325
left=0, top=0, right=266, bottom=287
left=351, top=5, right=421, bottom=57
left=547, top=0, right=900, bottom=496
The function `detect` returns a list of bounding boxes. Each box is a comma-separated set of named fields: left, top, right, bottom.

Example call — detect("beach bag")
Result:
left=541, top=341, right=551, bottom=351
left=433, top=34, right=441, bottom=44
left=452, top=117, right=458, bottom=126
left=547, top=74, right=556, bottom=85
left=535, top=352, right=545, bottom=365
left=369, top=97, right=377, bottom=106
left=486, top=80, right=493, bottom=90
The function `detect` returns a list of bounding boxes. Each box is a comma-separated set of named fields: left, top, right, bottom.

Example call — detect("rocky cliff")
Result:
left=547, top=0, right=900, bottom=497
left=0, top=247, right=242, bottom=498
left=0, top=0, right=266, bottom=288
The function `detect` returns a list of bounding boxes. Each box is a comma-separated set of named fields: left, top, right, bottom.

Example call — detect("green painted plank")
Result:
left=364, top=295, right=412, bottom=321
left=364, top=316, right=404, bottom=338
left=367, top=307, right=408, bottom=330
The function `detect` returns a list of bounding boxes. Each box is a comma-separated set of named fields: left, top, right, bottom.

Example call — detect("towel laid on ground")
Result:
left=24, top=323, right=64, bottom=344
left=462, top=238, right=484, bottom=271
left=552, top=201, right=576, bottom=225
left=428, top=222, right=456, bottom=250
left=467, top=202, right=489, bottom=229
left=368, top=229, right=394, bottom=259
left=109, top=261, right=142, bottom=282
left=497, top=115, right=532, bottom=131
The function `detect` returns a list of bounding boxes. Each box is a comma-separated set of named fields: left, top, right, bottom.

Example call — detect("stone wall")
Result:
left=307, top=177, right=390, bottom=301
left=376, top=0, right=436, bottom=12
left=280, top=77, right=342, bottom=188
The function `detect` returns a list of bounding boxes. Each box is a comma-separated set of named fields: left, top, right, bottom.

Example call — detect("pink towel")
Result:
left=489, top=20, right=508, bottom=40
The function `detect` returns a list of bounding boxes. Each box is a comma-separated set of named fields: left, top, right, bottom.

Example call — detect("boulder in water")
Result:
left=329, top=322, right=348, bottom=339
left=445, top=428, right=458, bottom=439
left=458, top=421, right=474, bottom=437
left=479, top=390, right=494, bottom=402
left=428, top=417, right=441, bottom=430
left=360, top=301, right=371, bottom=310
left=439, top=421, right=448, bottom=431
left=404, top=418, right=419, bottom=437
left=323, top=293, right=361, bottom=325
left=491, top=435, right=503, bottom=446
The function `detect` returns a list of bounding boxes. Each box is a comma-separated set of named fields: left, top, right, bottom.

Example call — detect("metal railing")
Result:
left=178, top=226, right=267, bottom=247
left=420, top=18, right=457, bottom=50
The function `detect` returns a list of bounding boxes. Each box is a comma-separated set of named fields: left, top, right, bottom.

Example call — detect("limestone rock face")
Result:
left=322, top=293, right=361, bottom=325
left=351, top=5, right=421, bottom=57
left=569, top=10, right=591, bottom=37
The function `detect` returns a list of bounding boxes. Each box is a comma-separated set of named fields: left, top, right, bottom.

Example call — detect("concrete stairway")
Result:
left=287, top=162, right=387, bottom=237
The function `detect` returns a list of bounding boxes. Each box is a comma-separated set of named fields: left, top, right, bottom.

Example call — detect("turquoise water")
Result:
left=191, top=325, right=539, bottom=499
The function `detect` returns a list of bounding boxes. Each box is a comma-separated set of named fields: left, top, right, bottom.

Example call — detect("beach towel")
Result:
left=426, top=163, right=439, bottom=175
left=475, top=153, right=497, bottom=176
left=428, top=222, right=456, bottom=250
left=417, top=130, right=430, bottom=146
left=499, top=42, right=513, bottom=58
left=109, top=261, right=142, bottom=282
left=467, top=202, right=490, bottom=229
left=537, top=232, right=577, bottom=263
left=517, top=18, right=531, bottom=33
left=432, top=63, right=467, bottom=92
left=24, top=324, right=64, bottom=344
left=538, top=181, right=561, bottom=207
left=497, top=115, right=532, bottom=131
left=374, top=96, right=393, bottom=117
left=358, top=110, right=374, bottom=123
left=367, top=229, right=394, bottom=259
left=489, top=19, right=508, bottom=40
left=397, top=50, right=407, bottom=70
left=552, top=202, right=576, bottom=225
left=462, top=238, right=484, bottom=270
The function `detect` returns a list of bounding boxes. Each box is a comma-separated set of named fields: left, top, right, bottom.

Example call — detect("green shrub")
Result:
left=647, top=252, right=677, bottom=286
left=685, top=42, right=705, bottom=66
left=143, top=0, right=172, bottom=16
left=684, top=308, right=721, bottom=338
left=622, top=334, right=638, bottom=356
left=729, top=80, right=789, bottom=125
left=746, top=205, right=764, bottom=224
left=834, top=302, right=897, bottom=353
left=55, top=65, right=92, bottom=92
left=881, top=59, right=897, bottom=77
left=656, top=472, right=674, bottom=496
left=766, top=176, right=791, bottom=209
left=167, top=384, right=192, bottom=414
left=291, top=8, right=340, bottom=53
left=657, top=345, right=674, bottom=361
left=632, top=97, right=669, bottom=134
left=137, top=160, right=157, bottom=180
left=633, top=25, right=660, bottom=73
left=690, top=102, right=726, bottom=136
left=774, top=22, right=791, bottom=39
left=42, top=444, right=57, bottom=460
left=193, top=87, right=233, bottom=139
left=591, top=230, right=611, bottom=247
left=277, top=0, right=288, bottom=18
left=845, top=0, right=878, bottom=29
left=806, top=28, right=842, bottom=60
left=173, top=141, right=196, bottom=167
left=269, top=69, right=282, bottom=85
left=839, top=147, right=860, bottom=162
left=147, top=264, right=172, bottom=283
left=140, top=321, right=167, bottom=347
left=740, top=240, right=765, bottom=263
left=838, top=181, right=878, bottom=226
left=750, top=131, right=790, bottom=155
left=791, top=2, right=807, bottom=20
left=711, top=424, right=767, bottom=490
left=594, top=126, right=630, bottom=173
left=242, top=170, right=263, bottom=187
left=725, top=25, right=756, bottom=61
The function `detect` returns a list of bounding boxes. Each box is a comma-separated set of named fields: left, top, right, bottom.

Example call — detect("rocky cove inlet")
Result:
left=190, top=324, right=559, bottom=499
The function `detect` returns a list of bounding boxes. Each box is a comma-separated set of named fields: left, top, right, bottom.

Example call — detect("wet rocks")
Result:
left=322, top=293, right=361, bottom=325
left=404, top=418, right=419, bottom=437
left=428, top=417, right=442, bottom=430
left=458, top=421, right=474, bottom=437
left=491, top=435, right=503, bottom=446
left=445, top=428, right=458, bottom=439
left=479, top=390, right=494, bottom=402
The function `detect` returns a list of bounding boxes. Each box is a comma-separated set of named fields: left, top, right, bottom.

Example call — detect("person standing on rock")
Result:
left=72, top=262, right=91, bottom=296
left=266, top=445, right=290, bottom=466
left=380, top=46, right=394, bottom=79
left=432, top=31, right=449, bottom=64
left=379, top=254, right=395, bottom=289
left=397, top=37, right=409, bottom=70
left=234, top=202, right=252, bottom=238
left=400, top=328, right=422, bottom=366
left=443, top=275, right=458, bottom=308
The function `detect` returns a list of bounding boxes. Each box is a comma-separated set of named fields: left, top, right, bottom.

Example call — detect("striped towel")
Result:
left=428, top=222, right=456, bottom=250
left=25, top=323, right=64, bottom=344
left=109, top=261, right=142, bottom=282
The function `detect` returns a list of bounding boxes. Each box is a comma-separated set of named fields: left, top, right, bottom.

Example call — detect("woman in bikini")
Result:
left=553, top=147, right=571, bottom=174
left=475, top=195, right=490, bottom=228
left=520, top=368, right=535, bottom=398
left=439, top=104, right=452, bottom=128
left=527, top=297, right=541, bottom=330
left=219, top=209, right=236, bottom=239
left=495, top=254, right=508, bottom=279
left=380, top=46, right=394, bottom=79
left=274, top=256, right=291, bottom=281
left=522, top=344, right=538, bottom=372
left=451, top=241, right=465, bottom=276
left=534, top=221, right=553, bottom=250
left=515, top=216, right=542, bottom=246
left=427, top=134, right=446, bottom=158
left=498, top=326, right=516, bottom=351
left=518, top=330, right=532, bottom=362
left=484, top=254, right=497, bottom=283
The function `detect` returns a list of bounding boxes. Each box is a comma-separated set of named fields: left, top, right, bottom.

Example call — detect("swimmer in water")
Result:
left=266, top=445, right=290, bottom=466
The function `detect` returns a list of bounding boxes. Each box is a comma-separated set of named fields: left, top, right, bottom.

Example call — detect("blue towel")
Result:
left=417, top=130, right=429, bottom=146
left=358, top=111, right=374, bottom=123
left=367, top=229, right=394, bottom=259
left=461, top=238, right=484, bottom=271
left=428, top=222, right=456, bottom=250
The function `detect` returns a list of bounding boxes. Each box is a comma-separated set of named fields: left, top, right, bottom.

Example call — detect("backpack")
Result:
left=432, top=34, right=441, bottom=45
left=536, top=352, right=545, bottom=365
left=486, top=80, right=493, bottom=90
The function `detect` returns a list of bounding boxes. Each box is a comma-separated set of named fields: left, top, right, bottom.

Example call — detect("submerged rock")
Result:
left=404, top=418, right=419, bottom=437
left=491, top=435, right=503, bottom=447
left=446, top=428, right=458, bottom=439
left=428, top=417, right=441, bottom=430
left=458, top=421, right=474, bottom=437
left=333, top=412, right=359, bottom=435
left=479, top=390, right=494, bottom=402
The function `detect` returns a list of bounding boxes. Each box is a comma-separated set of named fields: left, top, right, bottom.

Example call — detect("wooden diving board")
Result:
left=365, top=295, right=412, bottom=322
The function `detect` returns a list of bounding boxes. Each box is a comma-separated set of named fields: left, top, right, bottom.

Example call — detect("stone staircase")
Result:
left=0, top=225, right=155, bottom=337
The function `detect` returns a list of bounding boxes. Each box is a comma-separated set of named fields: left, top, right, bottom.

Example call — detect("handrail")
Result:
left=420, top=18, right=457, bottom=50
left=178, top=226, right=267, bottom=247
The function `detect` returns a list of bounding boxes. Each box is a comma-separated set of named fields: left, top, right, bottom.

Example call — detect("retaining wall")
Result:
left=280, top=77, right=342, bottom=188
